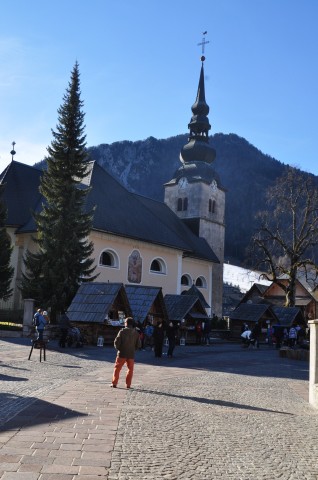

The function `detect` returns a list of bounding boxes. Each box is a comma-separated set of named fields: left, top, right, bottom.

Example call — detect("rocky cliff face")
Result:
left=87, top=132, right=286, bottom=265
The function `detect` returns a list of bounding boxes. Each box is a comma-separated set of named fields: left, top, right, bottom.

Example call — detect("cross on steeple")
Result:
left=198, top=31, right=209, bottom=56
left=10, top=141, right=16, bottom=161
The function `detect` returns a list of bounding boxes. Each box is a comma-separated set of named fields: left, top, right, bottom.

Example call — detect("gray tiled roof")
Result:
left=125, top=285, right=168, bottom=324
left=182, top=284, right=210, bottom=308
left=67, top=282, right=130, bottom=323
left=229, top=303, right=274, bottom=323
left=164, top=294, right=207, bottom=322
left=1, top=160, right=219, bottom=263
left=0, top=161, right=43, bottom=228
left=272, top=307, right=302, bottom=327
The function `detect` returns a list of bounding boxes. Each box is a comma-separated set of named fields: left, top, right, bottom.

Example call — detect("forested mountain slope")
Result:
left=88, top=132, right=287, bottom=264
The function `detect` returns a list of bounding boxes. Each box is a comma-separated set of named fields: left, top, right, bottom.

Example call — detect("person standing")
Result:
left=288, top=324, right=298, bottom=348
left=59, top=311, right=71, bottom=347
left=166, top=321, right=177, bottom=358
left=251, top=323, right=261, bottom=349
left=111, top=317, right=141, bottom=389
left=35, top=309, right=47, bottom=341
left=153, top=320, right=165, bottom=358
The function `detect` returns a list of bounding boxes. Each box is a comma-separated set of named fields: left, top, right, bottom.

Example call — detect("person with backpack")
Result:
left=33, top=308, right=47, bottom=341
left=288, top=324, right=298, bottom=348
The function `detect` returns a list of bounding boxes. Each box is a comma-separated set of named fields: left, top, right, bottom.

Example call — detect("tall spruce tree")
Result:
left=0, top=184, right=13, bottom=301
left=21, top=63, right=97, bottom=320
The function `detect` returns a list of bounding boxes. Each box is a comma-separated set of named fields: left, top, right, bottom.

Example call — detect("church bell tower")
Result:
left=164, top=44, right=225, bottom=317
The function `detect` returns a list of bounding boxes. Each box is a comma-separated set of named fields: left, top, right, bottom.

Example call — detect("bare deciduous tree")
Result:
left=250, top=167, right=318, bottom=307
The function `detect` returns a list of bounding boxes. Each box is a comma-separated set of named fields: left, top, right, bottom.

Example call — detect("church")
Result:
left=0, top=54, right=226, bottom=319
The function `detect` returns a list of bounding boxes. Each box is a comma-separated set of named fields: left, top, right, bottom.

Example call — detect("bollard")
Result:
left=97, top=336, right=104, bottom=347
left=180, top=337, right=186, bottom=346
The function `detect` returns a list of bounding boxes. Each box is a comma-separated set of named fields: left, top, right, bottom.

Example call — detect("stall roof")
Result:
left=67, top=282, right=130, bottom=323
left=125, top=285, right=168, bottom=324
left=229, top=303, right=275, bottom=323
left=272, top=307, right=303, bottom=327
left=164, top=294, right=207, bottom=322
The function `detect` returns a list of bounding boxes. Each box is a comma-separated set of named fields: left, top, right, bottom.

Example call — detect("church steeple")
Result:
left=180, top=55, right=216, bottom=166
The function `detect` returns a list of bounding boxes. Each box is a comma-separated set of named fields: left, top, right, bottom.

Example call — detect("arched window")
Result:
left=195, top=276, right=207, bottom=288
left=181, top=274, right=192, bottom=286
left=177, top=198, right=188, bottom=212
left=99, top=249, right=119, bottom=268
left=150, top=258, right=167, bottom=275
left=209, top=199, right=216, bottom=213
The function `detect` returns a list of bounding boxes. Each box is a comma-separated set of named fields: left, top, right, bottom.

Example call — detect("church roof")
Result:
left=0, top=160, right=219, bottom=264
left=125, top=285, right=168, bottom=324
left=67, top=282, right=131, bottom=323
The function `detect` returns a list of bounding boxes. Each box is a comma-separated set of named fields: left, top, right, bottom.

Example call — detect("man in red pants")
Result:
left=111, top=317, right=141, bottom=389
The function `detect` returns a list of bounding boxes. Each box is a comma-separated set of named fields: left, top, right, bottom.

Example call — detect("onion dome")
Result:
left=180, top=60, right=216, bottom=166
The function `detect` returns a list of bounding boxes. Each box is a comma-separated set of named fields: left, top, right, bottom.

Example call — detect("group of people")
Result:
left=241, top=322, right=308, bottom=349
left=135, top=319, right=178, bottom=358
left=33, top=309, right=84, bottom=347
left=195, top=320, right=211, bottom=345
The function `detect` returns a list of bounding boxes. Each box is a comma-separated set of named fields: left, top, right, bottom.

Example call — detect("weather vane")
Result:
left=10, top=141, right=16, bottom=161
left=198, top=31, right=209, bottom=61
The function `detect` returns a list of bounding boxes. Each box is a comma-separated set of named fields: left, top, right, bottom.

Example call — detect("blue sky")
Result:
left=0, top=0, right=317, bottom=175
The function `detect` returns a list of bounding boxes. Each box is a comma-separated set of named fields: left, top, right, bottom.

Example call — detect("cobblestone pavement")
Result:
left=0, top=338, right=317, bottom=479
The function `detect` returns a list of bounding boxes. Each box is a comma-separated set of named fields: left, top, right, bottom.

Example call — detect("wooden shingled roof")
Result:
left=125, top=285, right=168, bottom=324
left=229, top=303, right=275, bottom=324
left=67, top=282, right=131, bottom=323
left=271, top=307, right=304, bottom=327
left=164, top=294, right=207, bottom=322
left=182, top=284, right=210, bottom=308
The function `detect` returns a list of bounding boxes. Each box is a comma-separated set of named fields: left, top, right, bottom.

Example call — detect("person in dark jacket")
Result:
left=153, top=320, right=165, bottom=358
left=251, top=323, right=261, bottom=349
left=166, top=321, right=177, bottom=358
left=59, top=311, right=71, bottom=348
left=111, top=317, right=141, bottom=389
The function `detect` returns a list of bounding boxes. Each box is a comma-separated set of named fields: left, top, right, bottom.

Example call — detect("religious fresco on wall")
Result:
left=127, top=250, right=142, bottom=284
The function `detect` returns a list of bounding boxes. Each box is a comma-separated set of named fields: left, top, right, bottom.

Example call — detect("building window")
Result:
left=181, top=274, right=192, bottom=286
left=150, top=258, right=167, bottom=275
left=195, top=276, right=207, bottom=288
left=99, top=249, right=119, bottom=268
left=209, top=199, right=216, bottom=213
left=177, top=198, right=188, bottom=212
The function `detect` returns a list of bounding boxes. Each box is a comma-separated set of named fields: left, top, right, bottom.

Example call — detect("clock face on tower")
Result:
left=210, top=179, right=217, bottom=192
left=178, top=177, right=188, bottom=189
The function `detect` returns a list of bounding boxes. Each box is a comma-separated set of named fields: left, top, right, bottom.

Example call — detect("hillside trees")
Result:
left=0, top=184, right=13, bottom=301
left=250, top=167, right=318, bottom=307
left=20, top=63, right=97, bottom=320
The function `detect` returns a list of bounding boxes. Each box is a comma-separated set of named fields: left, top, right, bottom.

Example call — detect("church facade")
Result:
left=0, top=55, right=225, bottom=317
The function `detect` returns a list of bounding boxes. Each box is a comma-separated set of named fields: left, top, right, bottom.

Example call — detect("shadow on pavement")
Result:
left=0, top=392, right=87, bottom=432
left=135, top=388, right=294, bottom=416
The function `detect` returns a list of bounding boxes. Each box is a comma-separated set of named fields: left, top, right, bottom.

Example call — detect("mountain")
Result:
left=88, top=132, right=286, bottom=265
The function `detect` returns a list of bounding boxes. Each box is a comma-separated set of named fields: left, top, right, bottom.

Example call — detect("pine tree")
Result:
left=0, top=184, right=13, bottom=301
left=21, top=63, right=97, bottom=320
